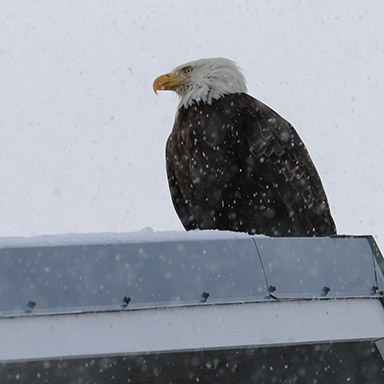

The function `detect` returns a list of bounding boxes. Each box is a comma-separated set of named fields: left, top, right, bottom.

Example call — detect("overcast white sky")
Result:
left=1, top=1, right=383, bottom=249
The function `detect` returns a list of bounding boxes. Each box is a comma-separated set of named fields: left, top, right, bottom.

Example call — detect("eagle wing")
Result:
left=166, top=136, right=198, bottom=230
left=229, top=94, right=336, bottom=236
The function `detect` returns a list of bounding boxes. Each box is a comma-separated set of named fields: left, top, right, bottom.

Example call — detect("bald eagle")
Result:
left=153, top=58, right=336, bottom=237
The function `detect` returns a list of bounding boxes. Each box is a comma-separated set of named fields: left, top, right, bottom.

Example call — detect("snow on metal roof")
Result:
left=0, top=228, right=253, bottom=249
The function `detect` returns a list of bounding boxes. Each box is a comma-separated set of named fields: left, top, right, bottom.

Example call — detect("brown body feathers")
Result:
left=166, top=93, right=336, bottom=237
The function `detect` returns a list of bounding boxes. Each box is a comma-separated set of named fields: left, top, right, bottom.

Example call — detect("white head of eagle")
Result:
left=153, top=57, right=247, bottom=109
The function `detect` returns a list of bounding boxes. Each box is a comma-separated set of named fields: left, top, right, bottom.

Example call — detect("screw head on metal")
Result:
left=322, top=286, right=331, bottom=295
left=201, top=291, right=210, bottom=302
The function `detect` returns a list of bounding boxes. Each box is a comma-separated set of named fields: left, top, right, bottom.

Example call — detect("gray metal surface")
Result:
left=370, top=237, right=384, bottom=294
left=377, top=338, right=384, bottom=360
left=0, top=235, right=383, bottom=317
left=0, top=238, right=268, bottom=316
left=254, top=236, right=380, bottom=299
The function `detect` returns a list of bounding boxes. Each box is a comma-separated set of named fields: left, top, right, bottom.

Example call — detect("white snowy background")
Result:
left=1, top=1, right=383, bottom=249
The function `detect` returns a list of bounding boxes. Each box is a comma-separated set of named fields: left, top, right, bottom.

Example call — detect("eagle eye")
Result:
left=184, top=67, right=193, bottom=74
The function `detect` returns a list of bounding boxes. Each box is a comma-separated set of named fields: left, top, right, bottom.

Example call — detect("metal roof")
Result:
left=0, top=234, right=383, bottom=317
left=0, top=233, right=384, bottom=382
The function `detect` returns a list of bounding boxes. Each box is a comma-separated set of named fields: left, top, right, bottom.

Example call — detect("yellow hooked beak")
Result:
left=153, top=72, right=183, bottom=95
